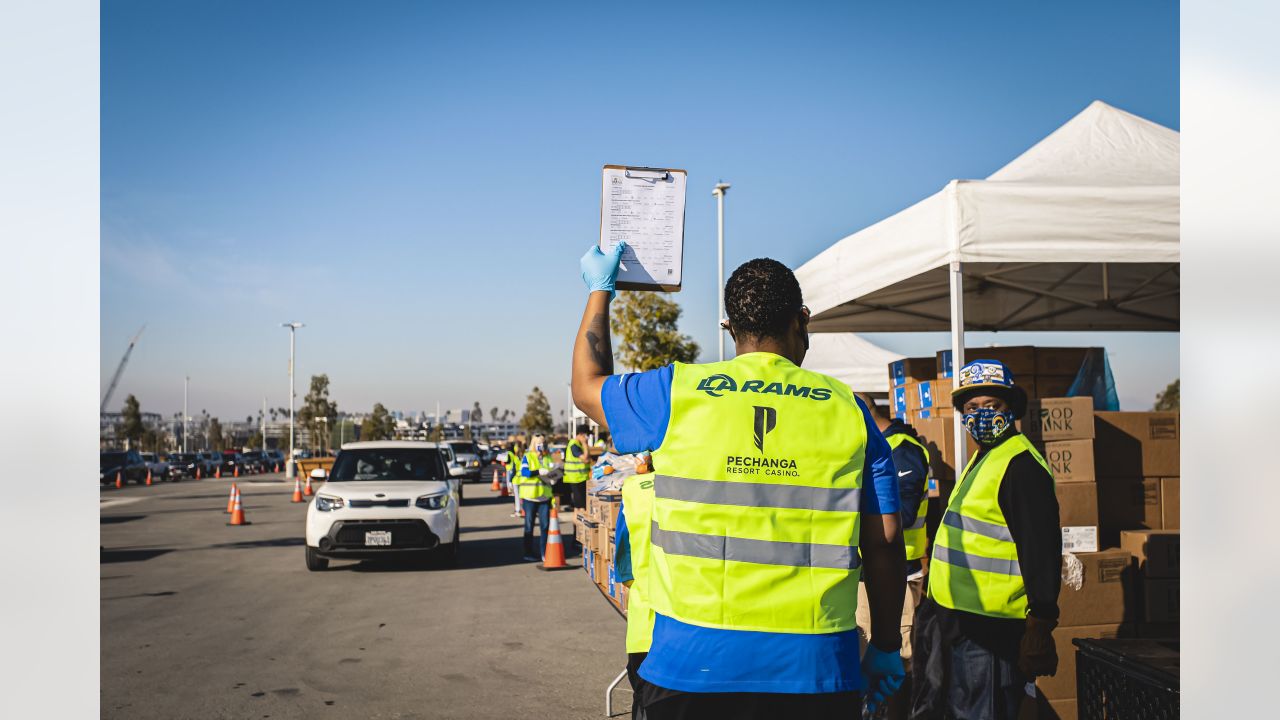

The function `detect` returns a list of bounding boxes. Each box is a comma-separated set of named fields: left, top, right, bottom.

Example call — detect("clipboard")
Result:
left=598, top=164, right=687, bottom=292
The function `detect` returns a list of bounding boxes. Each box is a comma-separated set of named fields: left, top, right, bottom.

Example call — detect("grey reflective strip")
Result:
left=942, top=510, right=1014, bottom=543
left=906, top=515, right=927, bottom=531
left=651, top=521, right=861, bottom=570
left=655, top=474, right=861, bottom=513
left=932, top=545, right=1021, bottom=576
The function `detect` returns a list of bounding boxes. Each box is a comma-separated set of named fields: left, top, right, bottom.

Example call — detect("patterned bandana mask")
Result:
left=963, top=407, right=1017, bottom=446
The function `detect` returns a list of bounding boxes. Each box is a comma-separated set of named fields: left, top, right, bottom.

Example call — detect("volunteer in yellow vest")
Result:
left=910, top=359, right=1061, bottom=720
left=613, top=461, right=662, bottom=719
left=563, top=433, right=591, bottom=511
left=504, top=442, right=524, bottom=519
left=854, top=393, right=930, bottom=718
left=516, top=435, right=554, bottom=561
left=572, top=248, right=907, bottom=719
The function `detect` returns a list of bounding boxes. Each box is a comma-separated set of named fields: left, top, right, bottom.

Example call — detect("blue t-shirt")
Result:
left=600, top=356, right=900, bottom=694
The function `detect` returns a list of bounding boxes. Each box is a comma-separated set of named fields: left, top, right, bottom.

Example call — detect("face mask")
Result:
left=963, top=407, right=1017, bottom=446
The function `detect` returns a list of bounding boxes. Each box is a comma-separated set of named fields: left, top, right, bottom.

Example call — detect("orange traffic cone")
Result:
left=303, top=473, right=315, bottom=497
left=274, top=462, right=280, bottom=473
left=145, top=468, right=152, bottom=486
left=225, top=482, right=238, bottom=513
left=227, top=486, right=249, bottom=526
left=234, top=465, right=240, bottom=478
left=539, top=505, right=569, bottom=570
left=491, top=468, right=501, bottom=492
left=500, top=476, right=510, bottom=498
left=215, top=465, right=222, bottom=479
left=290, top=477, right=304, bottom=503
left=196, top=466, right=201, bottom=480
left=115, top=471, right=123, bottom=489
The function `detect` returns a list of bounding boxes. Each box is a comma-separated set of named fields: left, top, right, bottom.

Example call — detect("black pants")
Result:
left=643, top=688, right=862, bottom=720
left=910, top=598, right=1027, bottom=720
left=627, top=652, right=651, bottom=720
left=570, top=481, right=586, bottom=510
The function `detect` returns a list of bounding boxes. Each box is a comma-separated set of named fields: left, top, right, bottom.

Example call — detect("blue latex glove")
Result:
left=861, top=643, right=905, bottom=713
left=580, top=241, right=627, bottom=297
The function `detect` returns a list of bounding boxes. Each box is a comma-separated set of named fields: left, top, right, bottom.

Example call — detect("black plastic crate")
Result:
left=1074, top=638, right=1179, bottom=720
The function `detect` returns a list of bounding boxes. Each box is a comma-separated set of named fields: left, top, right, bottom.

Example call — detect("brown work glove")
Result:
left=1018, top=616, right=1058, bottom=679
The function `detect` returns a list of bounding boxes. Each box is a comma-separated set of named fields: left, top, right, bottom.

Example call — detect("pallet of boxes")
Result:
left=890, top=347, right=1179, bottom=720
left=578, top=475, right=628, bottom=616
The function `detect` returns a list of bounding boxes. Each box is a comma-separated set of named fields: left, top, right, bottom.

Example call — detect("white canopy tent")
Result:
left=795, top=100, right=1179, bottom=456
left=802, top=333, right=903, bottom=394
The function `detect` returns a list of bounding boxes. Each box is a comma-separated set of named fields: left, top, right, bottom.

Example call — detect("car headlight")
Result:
left=416, top=492, right=450, bottom=510
left=315, top=494, right=345, bottom=512
left=469, top=460, right=479, bottom=467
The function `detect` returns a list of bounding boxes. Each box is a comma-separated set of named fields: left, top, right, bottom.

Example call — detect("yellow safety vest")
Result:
left=563, top=438, right=589, bottom=484
left=516, top=450, right=553, bottom=501
left=648, top=352, right=867, bottom=634
left=503, top=450, right=520, bottom=475
left=928, top=433, right=1053, bottom=619
left=621, top=472, right=656, bottom=653
left=886, top=432, right=931, bottom=562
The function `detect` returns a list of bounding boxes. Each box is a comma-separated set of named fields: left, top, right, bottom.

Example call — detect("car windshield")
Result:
left=330, top=448, right=446, bottom=482
left=141, top=453, right=155, bottom=461
left=101, top=452, right=127, bottom=467
left=175, top=454, right=196, bottom=462
left=448, top=442, right=479, bottom=455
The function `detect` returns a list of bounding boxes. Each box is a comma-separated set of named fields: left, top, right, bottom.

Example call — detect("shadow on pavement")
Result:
left=101, top=514, right=146, bottom=524
left=103, top=590, right=179, bottom=601
left=209, top=537, right=306, bottom=549
left=460, top=495, right=511, bottom=507
left=460, top=523, right=523, bottom=534
left=101, top=548, right=175, bottom=564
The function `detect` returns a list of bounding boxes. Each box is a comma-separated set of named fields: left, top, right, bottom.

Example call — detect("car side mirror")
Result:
left=310, top=468, right=327, bottom=480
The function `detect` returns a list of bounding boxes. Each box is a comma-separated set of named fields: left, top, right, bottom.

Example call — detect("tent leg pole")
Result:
left=949, top=261, right=969, bottom=473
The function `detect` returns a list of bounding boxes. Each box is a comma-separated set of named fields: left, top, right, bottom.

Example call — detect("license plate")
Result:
left=364, top=531, right=392, bottom=546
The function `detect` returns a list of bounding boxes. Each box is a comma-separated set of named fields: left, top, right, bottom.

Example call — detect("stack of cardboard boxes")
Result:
left=889, top=347, right=1180, bottom=720
left=578, top=489, right=627, bottom=614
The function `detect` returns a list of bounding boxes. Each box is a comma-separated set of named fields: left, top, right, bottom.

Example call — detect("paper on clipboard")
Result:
left=599, top=165, right=687, bottom=291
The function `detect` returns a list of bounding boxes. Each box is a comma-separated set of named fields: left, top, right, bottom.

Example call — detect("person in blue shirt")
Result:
left=572, top=244, right=907, bottom=720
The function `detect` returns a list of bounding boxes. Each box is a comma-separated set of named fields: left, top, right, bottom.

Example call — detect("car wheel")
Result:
left=305, top=546, right=329, bottom=572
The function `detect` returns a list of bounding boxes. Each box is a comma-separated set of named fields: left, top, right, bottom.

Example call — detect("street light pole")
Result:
left=282, top=322, right=304, bottom=478
left=183, top=375, right=189, bottom=453
left=712, top=181, right=731, bottom=361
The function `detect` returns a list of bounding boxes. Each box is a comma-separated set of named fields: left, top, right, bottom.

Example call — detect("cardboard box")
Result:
left=1160, top=477, right=1179, bottom=530
left=597, top=490, right=622, bottom=530
left=594, top=550, right=607, bottom=586
left=1058, top=549, right=1134, bottom=627
left=890, top=356, right=937, bottom=386
left=1036, top=347, right=1091, bottom=376
left=1094, top=412, right=1180, bottom=478
left=1098, top=478, right=1162, bottom=545
left=1024, top=397, right=1095, bottom=442
left=1120, top=529, right=1179, bottom=579
left=1033, top=375, right=1077, bottom=400
left=905, top=381, right=925, bottom=411
left=1061, top=525, right=1099, bottom=553
left=1138, top=622, right=1179, bottom=639
left=1038, top=439, right=1095, bottom=483
left=893, top=385, right=909, bottom=416
left=1143, top=578, right=1179, bottom=623
left=910, top=378, right=952, bottom=410
left=1037, top=623, right=1130, bottom=700
left=938, top=346, right=1037, bottom=379
left=1057, top=482, right=1099, bottom=528
left=911, top=417, right=976, bottom=482
left=1019, top=693, right=1078, bottom=720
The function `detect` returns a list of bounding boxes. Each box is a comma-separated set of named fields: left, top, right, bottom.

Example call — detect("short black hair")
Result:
left=724, top=258, right=804, bottom=341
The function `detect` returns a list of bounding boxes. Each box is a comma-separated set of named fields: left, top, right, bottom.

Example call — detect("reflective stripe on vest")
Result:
left=927, top=433, right=1052, bottom=619
left=563, top=438, right=589, bottom=484
left=647, top=352, right=867, bottom=635
left=885, top=432, right=931, bottom=561
left=516, top=451, right=553, bottom=501
left=622, top=473, right=656, bottom=653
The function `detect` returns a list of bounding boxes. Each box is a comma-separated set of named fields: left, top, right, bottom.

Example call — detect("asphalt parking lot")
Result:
left=101, top=475, right=627, bottom=719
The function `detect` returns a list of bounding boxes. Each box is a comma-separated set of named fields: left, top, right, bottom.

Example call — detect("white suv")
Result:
left=305, top=441, right=460, bottom=571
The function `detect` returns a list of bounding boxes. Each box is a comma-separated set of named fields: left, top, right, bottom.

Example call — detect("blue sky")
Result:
left=102, top=1, right=1179, bottom=421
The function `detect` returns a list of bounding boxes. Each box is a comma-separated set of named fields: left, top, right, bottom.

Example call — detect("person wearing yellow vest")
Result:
left=854, top=393, right=930, bottom=718
left=504, top=442, right=525, bottom=519
left=613, top=465, right=665, bottom=719
left=516, top=435, right=554, bottom=561
left=563, top=433, right=591, bottom=512
left=910, top=359, right=1061, bottom=720
left=573, top=249, right=907, bottom=719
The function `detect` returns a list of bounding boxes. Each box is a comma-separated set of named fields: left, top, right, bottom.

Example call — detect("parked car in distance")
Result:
left=167, top=453, right=200, bottom=480
left=140, top=453, right=170, bottom=481
left=303, top=441, right=459, bottom=571
left=220, top=451, right=248, bottom=476
left=196, top=451, right=223, bottom=477
left=101, top=450, right=147, bottom=485
left=238, top=451, right=266, bottom=474
left=264, top=449, right=286, bottom=471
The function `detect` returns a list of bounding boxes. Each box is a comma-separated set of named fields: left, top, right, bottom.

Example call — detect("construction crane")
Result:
left=101, top=325, right=146, bottom=413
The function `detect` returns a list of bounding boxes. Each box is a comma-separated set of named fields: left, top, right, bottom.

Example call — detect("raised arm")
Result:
left=571, top=243, right=625, bottom=427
